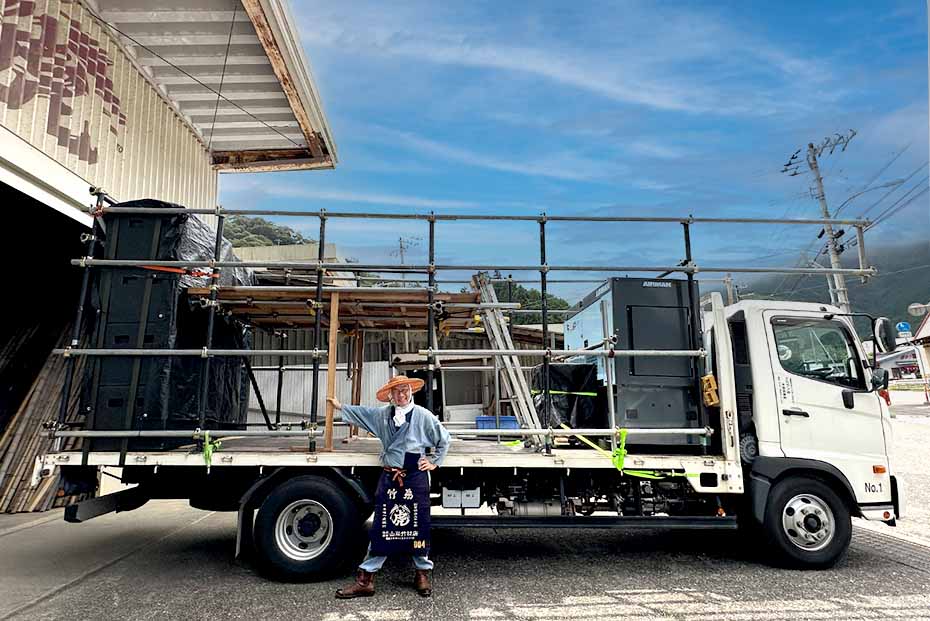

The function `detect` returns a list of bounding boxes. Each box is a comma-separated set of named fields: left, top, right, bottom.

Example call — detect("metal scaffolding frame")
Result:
left=53, top=188, right=875, bottom=458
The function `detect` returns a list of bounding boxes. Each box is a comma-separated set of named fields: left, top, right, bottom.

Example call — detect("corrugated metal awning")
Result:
left=95, top=0, right=337, bottom=172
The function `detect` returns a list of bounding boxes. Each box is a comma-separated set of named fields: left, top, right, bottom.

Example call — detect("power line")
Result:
left=207, top=2, right=239, bottom=150
left=857, top=161, right=929, bottom=218
left=84, top=5, right=304, bottom=149
left=855, top=142, right=912, bottom=195
left=867, top=184, right=929, bottom=230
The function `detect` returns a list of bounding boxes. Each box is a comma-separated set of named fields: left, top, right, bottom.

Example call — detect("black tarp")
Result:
left=80, top=199, right=254, bottom=450
left=531, top=363, right=606, bottom=429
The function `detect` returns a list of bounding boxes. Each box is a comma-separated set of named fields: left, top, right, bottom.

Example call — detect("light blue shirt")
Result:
left=340, top=404, right=452, bottom=468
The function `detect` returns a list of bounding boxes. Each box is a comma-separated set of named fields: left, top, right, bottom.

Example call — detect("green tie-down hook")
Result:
left=201, top=430, right=222, bottom=470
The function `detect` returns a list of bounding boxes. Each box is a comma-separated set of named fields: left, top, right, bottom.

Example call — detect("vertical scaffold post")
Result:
left=275, top=332, right=285, bottom=427
left=539, top=215, right=551, bottom=455
left=56, top=193, right=104, bottom=451
left=426, top=214, right=436, bottom=414
left=682, top=219, right=708, bottom=454
left=599, top=299, right=617, bottom=454
left=197, top=211, right=225, bottom=429
left=309, top=211, right=326, bottom=451
left=507, top=275, right=514, bottom=339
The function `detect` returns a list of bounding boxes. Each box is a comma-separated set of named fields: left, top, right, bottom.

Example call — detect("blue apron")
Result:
left=369, top=411, right=431, bottom=556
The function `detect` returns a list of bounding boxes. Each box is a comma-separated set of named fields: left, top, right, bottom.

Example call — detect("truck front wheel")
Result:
left=253, top=476, right=366, bottom=581
left=763, top=476, right=851, bottom=569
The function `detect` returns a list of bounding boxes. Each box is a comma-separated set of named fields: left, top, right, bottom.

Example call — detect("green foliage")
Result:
left=225, top=216, right=312, bottom=247
left=491, top=272, right=571, bottom=325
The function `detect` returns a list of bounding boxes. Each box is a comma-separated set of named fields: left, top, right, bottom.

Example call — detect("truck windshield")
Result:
left=771, top=317, right=864, bottom=390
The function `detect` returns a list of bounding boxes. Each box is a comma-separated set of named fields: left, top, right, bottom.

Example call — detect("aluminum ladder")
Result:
left=474, top=274, right=544, bottom=443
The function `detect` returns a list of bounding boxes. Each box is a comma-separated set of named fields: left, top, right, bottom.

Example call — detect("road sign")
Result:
left=897, top=321, right=912, bottom=334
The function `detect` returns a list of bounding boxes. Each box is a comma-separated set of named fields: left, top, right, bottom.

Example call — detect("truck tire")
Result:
left=763, top=476, right=851, bottom=569
left=253, top=475, right=365, bottom=581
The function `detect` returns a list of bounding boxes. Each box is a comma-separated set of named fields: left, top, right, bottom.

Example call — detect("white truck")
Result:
left=35, top=292, right=902, bottom=579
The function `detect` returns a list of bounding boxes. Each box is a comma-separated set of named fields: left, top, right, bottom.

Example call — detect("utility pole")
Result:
left=806, top=144, right=850, bottom=313
left=809, top=260, right=837, bottom=306
left=781, top=129, right=856, bottom=314
left=724, top=273, right=736, bottom=305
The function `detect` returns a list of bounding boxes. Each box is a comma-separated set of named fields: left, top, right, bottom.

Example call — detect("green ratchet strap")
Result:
left=500, top=440, right=523, bottom=447
left=559, top=424, right=695, bottom=480
left=611, top=428, right=628, bottom=471
left=202, top=431, right=222, bottom=467
left=531, top=389, right=598, bottom=397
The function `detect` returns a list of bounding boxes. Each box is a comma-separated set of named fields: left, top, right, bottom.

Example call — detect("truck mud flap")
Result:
left=64, top=487, right=149, bottom=523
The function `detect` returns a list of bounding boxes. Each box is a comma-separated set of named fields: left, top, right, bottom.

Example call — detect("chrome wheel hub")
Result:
left=781, top=493, right=835, bottom=552
left=274, top=500, right=333, bottom=561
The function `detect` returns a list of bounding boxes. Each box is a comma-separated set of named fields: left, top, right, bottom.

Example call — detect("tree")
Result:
left=491, top=272, right=571, bottom=325
left=225, top=216, right=313, bottom=247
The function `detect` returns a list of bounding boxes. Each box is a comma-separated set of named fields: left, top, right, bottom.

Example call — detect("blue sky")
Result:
left=220, top=1, right=929, bottom=303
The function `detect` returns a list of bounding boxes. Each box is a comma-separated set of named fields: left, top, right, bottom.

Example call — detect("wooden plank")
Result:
left=323, top=292, right=340, bottom=450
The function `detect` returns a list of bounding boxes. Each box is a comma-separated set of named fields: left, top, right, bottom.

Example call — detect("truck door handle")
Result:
left=782, top=408, right=810, bottom=418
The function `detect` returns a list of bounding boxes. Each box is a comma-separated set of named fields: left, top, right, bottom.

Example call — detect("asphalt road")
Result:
left=1, top=402, right=928, bottom=620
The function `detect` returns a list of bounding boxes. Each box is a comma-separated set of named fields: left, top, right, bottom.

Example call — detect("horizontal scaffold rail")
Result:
left=71, top=258, right=876, bottom=278
left=90, top=205, right=870, bottom=227
left=51, top=426, right=712, bottom=440
left=418, top=348, right=706, bottom=358
left=54, top=348, right=327, bottom=358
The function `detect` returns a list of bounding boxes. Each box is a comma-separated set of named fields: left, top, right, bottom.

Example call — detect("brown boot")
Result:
left=335, top=570, right=375, bottom=599
left=414, top=569, right=432, bottom=597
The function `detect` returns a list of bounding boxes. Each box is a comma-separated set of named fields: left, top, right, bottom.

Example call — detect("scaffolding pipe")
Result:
left=91, top=206, right=869, bottom=226
left=682, top=221, right=708, bottom=454
left=53, top=426, right=711, bottom=439
left=418, top=348, right=705, bottom=358
left=56, top=200, right=102, bottom=451
left=309, top=213, right=326, bottom=451
left=600, top=300, right=618, bottom=454
left=71, top=258, right=876, bottom=277
left=54, top=348, right=327, bottom=357
left=539, top=217, right=551, bottom=454
left=275, top=333, right=285, bottom=426
left=426, top=215, right=436, bottom=413
left=197, top=213, right=225, bottom=429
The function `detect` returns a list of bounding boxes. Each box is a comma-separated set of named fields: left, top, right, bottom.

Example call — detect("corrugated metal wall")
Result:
left=248, top=362, right=390, bottom=425
left=0, top=0, right=216, bottom=210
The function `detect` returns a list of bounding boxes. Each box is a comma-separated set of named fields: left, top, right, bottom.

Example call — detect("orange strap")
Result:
left=141, top=265, right=216, bottom=278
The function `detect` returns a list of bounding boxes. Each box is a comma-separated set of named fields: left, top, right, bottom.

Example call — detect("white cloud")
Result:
left=220, top=178, right=480, bottom=210
left=628, top=140, right=688, bottom=160
left=368, top=126, right=625, bottom=181
left=297, top=3, right=834, bottom=117
left=266, top=187, right=480, bottom=210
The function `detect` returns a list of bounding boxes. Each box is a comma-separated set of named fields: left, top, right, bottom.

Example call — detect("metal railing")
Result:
left=52, top=187, right=876, bottom=458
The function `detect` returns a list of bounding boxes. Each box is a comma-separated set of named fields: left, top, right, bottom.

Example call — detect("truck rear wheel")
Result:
left=763, top=476, right=851, bottom=569
left=253, top=476, right=365, bottom=581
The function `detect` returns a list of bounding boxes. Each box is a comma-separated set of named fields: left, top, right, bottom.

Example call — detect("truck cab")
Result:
left=725, top=300, right=901, bottom=566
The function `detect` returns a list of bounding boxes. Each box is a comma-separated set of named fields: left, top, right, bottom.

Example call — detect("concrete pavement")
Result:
left=0, top=403, right=927, bottom=620
left=2, top=503, right=930, bottom=620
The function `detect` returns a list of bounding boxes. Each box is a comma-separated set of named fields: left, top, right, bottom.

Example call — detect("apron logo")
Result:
left=390, top=504, right=412, bottom=527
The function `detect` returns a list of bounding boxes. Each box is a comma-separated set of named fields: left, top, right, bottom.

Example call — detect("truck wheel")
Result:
left=763, top=476, right=851, bottom=569
left=253, top=476, right=365, bottom=581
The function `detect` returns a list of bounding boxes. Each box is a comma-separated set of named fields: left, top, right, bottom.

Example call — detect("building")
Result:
left=0, top=0, right=335, bottom=512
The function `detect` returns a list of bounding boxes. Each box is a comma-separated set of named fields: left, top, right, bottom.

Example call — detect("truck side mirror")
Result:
left=873, top=317, right=896, bottom=354
left=871, top=367, right=889, bottom=392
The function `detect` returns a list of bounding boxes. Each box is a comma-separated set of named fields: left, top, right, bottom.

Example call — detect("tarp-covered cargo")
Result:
left=80, top=199, right=254, bottom=450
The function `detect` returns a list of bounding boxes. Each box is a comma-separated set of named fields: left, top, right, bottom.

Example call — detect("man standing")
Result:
left=329, top=375, right=450, bottom=599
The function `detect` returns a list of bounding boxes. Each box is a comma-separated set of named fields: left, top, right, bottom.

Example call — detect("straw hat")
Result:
left=376, top=375, right=425, bottom=402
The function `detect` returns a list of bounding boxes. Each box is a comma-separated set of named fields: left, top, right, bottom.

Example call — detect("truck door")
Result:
left=763, top=312, right=890, bottom=504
